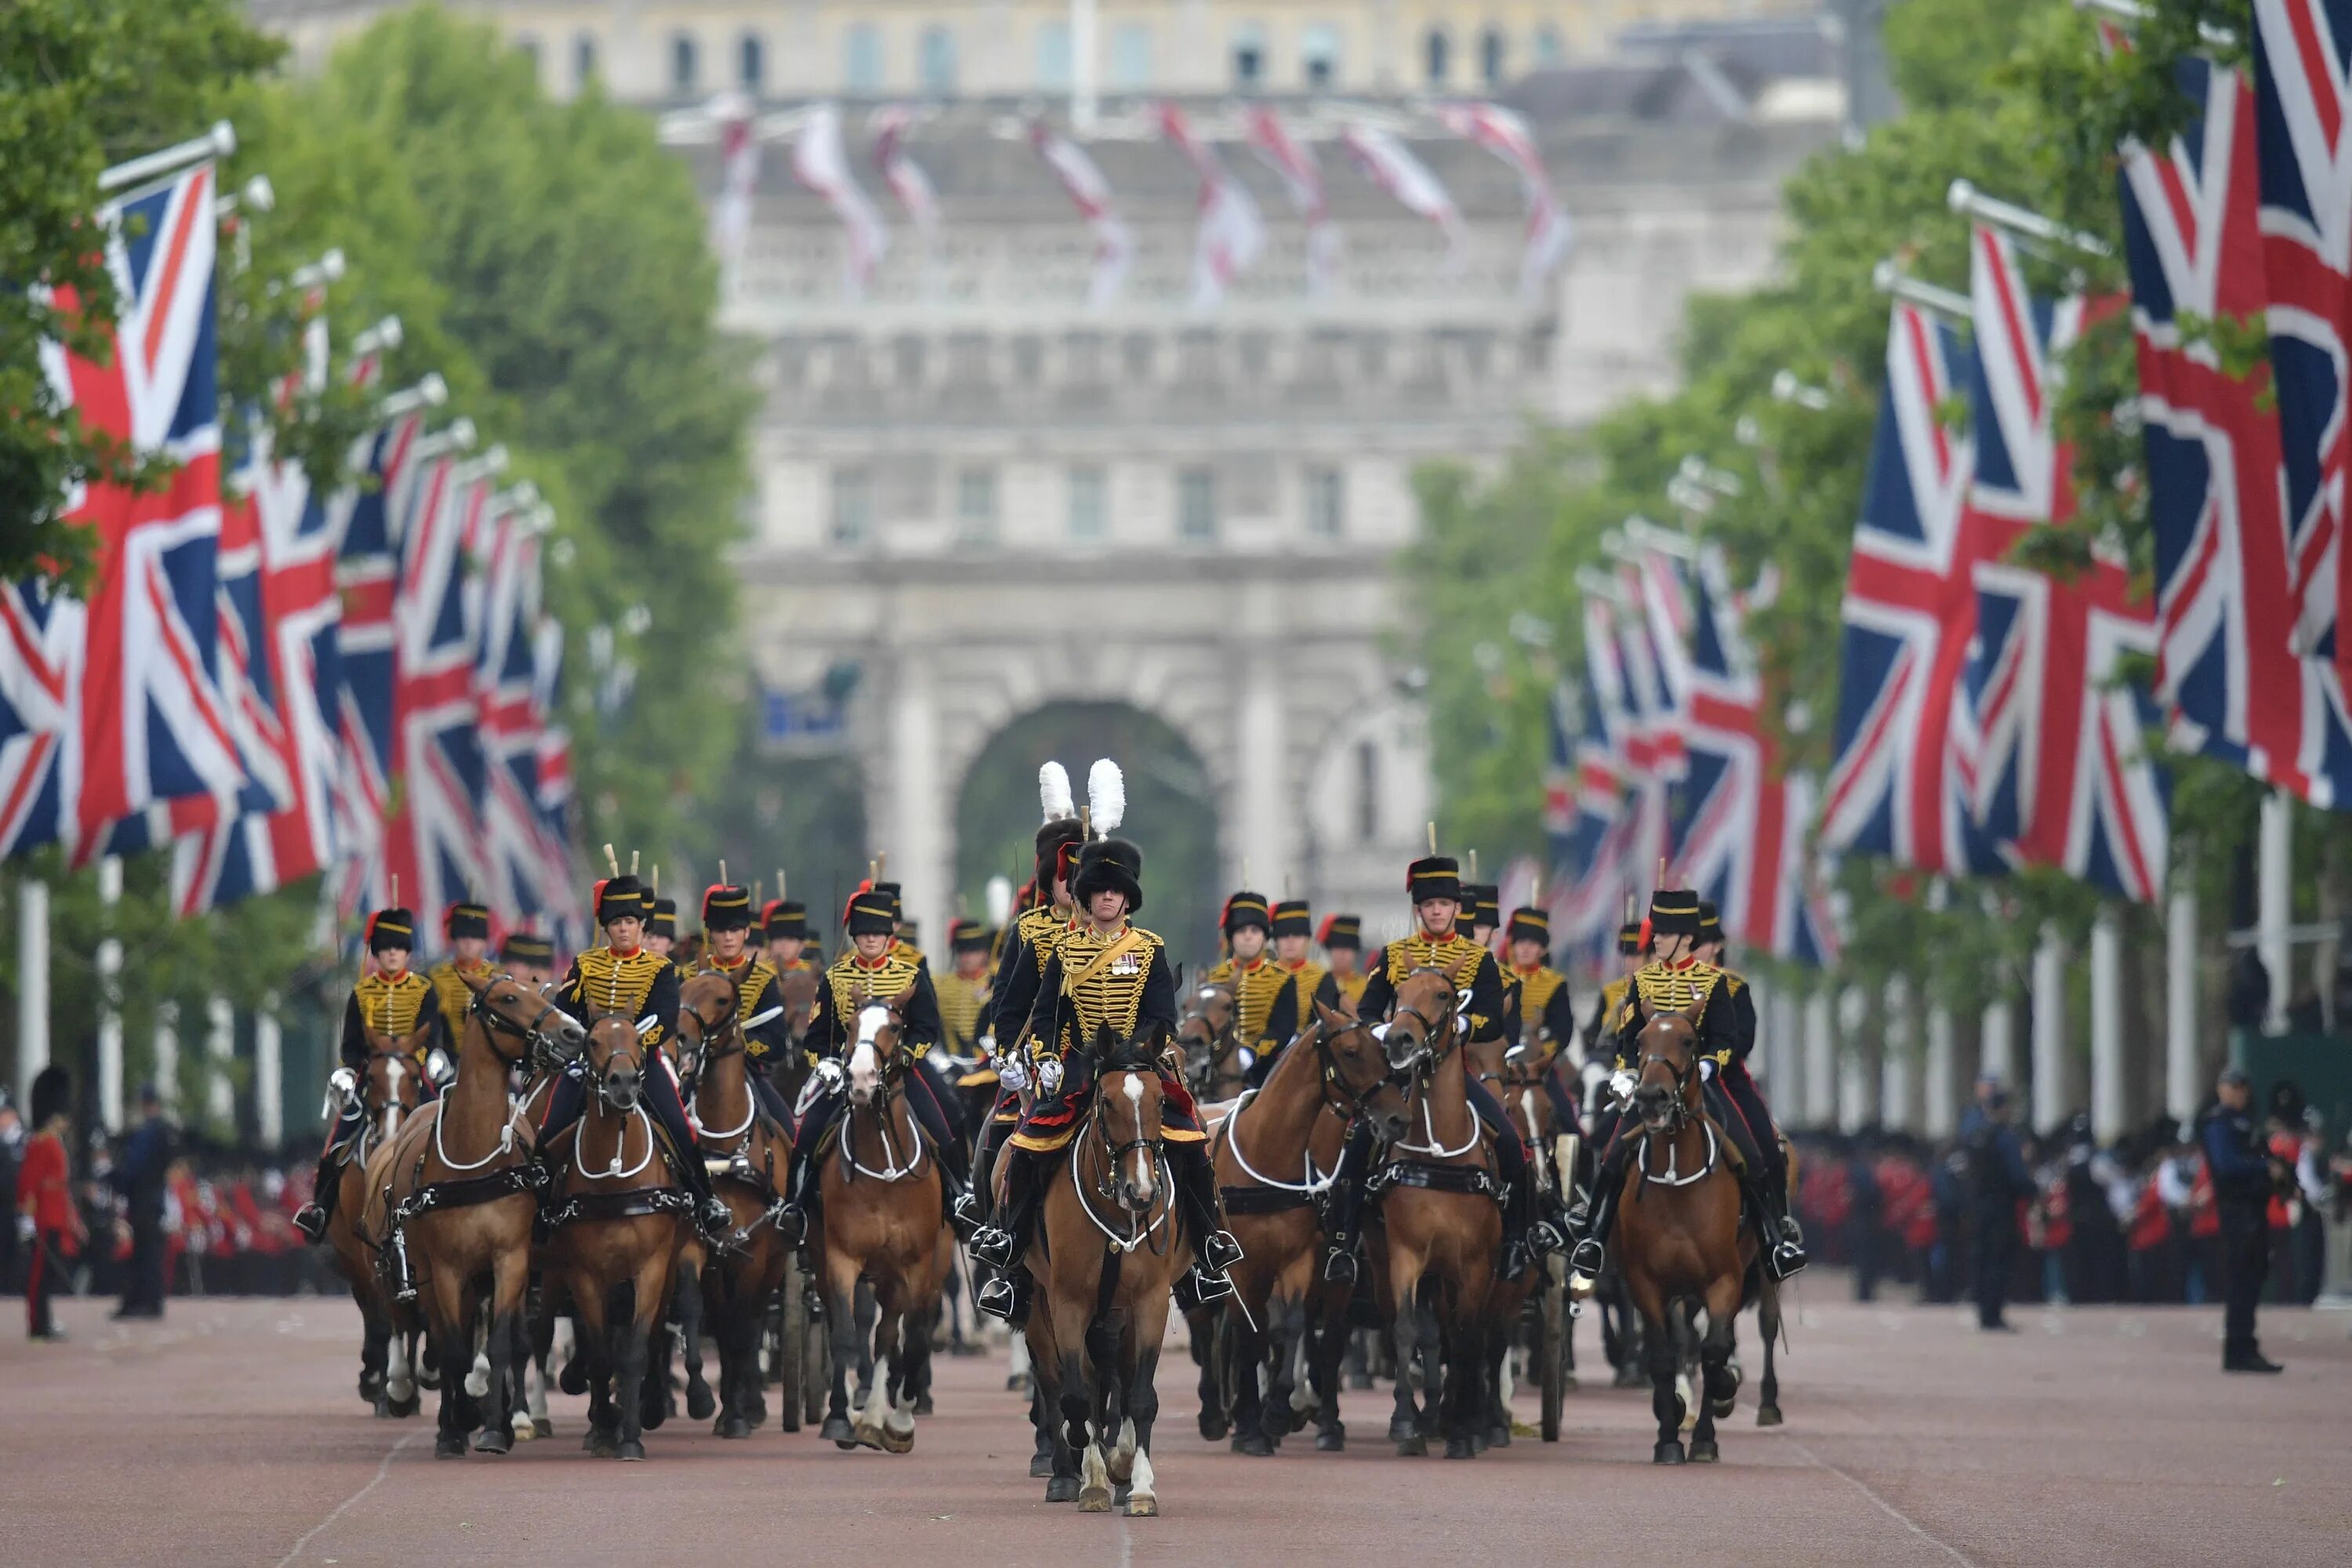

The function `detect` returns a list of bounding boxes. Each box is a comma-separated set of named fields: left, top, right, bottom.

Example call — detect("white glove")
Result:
left=978, top=1033, right=998, bottom=1063
left=16, top=1214, right=34, bottom=1242
left=999, top=1056, right=1031, bottom=1093
left=426, top=1048, right=456, bottom=1090
left=1037, top=1056, right=1064, bottom=1095
left=1698, top=1058, right=1715, bottom=1083
left=328, top=1066, right=358, bottom=1100
left=1609, top=1069, right=1637, bottom=1107
left=813, top=1058, right=845, bottom=1093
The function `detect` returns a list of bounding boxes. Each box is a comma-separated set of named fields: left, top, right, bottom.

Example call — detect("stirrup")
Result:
left=293, top=1203, right=329, bottom=1244
left=949, top=1189, right=984, bottom=1239
left=1188, top=1266, right=1235, bottom=1305
left=1566, top=1236, right=1605, bottom=1279
left=774, top=1203, right=809, bottom=1248
left=975, top=1274, right=1019, bottom=1323
left=1200, top=1229, right=1245, bottom=1273
left=971, top=1225, right=1018, bottom=1269
left=1322, top=1244, right=1359, bottom=1285
left=1768, top=1239, right=1808, bottom=1280
left=1530, top=1218, right=1566, bottom=1255
left=1501, top=1236, right=1533, bottom=1283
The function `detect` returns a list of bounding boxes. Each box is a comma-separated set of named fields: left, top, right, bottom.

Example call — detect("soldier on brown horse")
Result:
left=1176, top=980, right=1248, bottom=1102
left=321, top=1015, right=432, bottom=1411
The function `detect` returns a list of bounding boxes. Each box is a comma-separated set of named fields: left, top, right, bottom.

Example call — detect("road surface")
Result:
left=4, top=1281, right=2347, bottom=1566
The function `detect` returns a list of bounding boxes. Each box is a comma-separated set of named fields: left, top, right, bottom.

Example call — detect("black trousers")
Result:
left=1973, top=1207, right=2014, bottom=1327
left=123, top=1206, right=166, bottom=1312
left=2218, top=1202, right=2270, bottom=1353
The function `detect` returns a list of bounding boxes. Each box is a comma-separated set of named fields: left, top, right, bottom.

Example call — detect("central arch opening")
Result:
left=956, top=702, right=1221, bottom=964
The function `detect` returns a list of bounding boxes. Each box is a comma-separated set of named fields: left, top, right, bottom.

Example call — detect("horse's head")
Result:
left=1092, top=1025, right=1169, bottom=1214
left=584, top=1013, right=648, bottom=1114
left=778, top=968, right=820, bottom=1045
left=469, top=969, right=584, bottom=1072
left=361, top=1022, right=429, bottom=1142
left=1379, top=968, right=1459, bottom=1080
left=1632, top=1008, right=1703, bottom=1133
left=1176, top=982, right=1236, bottom=1080
left=846, top=986, right=911, bottom=1107
left=1310, top=1001, right=1412, bottom=1143
left=674, top=971, right=742, bottom=1085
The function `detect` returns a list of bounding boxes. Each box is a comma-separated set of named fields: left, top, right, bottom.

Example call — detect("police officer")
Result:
left=1961, top=1076, right=2034, bottom=1331
left=111, top=1084, right=171, bottom=1319
left=2203, top=1067, right=2286, bottom=1373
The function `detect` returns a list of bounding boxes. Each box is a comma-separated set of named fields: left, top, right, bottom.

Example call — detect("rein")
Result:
left=1633, top=1029, right=1719, bottom=1189
left=1386, top=994, right=1482, bottom=1162
left=1073, top=1070, right=1171, bottom=1256
left=838, top=1001, right=925, bottom=1182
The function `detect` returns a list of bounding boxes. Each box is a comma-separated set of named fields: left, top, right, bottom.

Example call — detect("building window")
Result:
left=1534, top=26, right=1565, bottom=68
left=845, top=24, right=884, bottom=92
left=573, top=32, right=599, bottom=89
left=1232, top=24, right=1266, bottom=89
left=1425, top=27, right=1449, bottom=87
left=1479, top=27, right=1506, bottom=86
left=1037, top=21, right=1073, bottom=89
left=1305, top=466, right=1345, bottom=539
left=954, top=466, right=999, bottom=546
left=1353, top=740, right=1379, bottom=844
left=670, top=31, right=698, bottom=95
left=831, top=467, right=873, bottom=546
left=1177, top=467, right=1217, bottom=543
left=1068, top=466, right=1107, bottom=542
left=1111, top=24, right=1152, bottom=89
left=1301, top=24, right=1339, bottom=90
left=920, top=26, right=956, bottom=94
left=739, top=32, right=764, bottom=93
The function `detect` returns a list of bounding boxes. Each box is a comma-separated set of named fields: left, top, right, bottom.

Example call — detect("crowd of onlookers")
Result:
left=1792, top=1083, right=2350, bottom=1309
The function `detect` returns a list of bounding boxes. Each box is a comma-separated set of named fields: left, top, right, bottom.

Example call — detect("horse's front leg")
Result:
left=1389, top=1278, right=1427, bottom=1454
left=1643, top=1306, right=1683, bottom=1464
left=821, top=1250, right=862, bottom=1446
left=677, top=1262, right=715, bottom=1421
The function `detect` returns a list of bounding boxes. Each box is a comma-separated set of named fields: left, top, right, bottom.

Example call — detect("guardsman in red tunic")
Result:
left=16, top=1065, right=84, bottom=1340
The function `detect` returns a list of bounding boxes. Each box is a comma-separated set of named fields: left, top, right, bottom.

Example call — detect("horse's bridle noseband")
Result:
left=1636, top=1025, right=1701, bottom=1134
left=472, top=977, right=580, bottom=1073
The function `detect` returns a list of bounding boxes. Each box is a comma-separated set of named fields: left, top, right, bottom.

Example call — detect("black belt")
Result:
left=1370, top=1160, right=1503, bottom=1202
left=543, top=1186, right=697, bottom=1229
left=1220, top=1184, right=1314, bottom=1217
left=391, top=1163, right=542, bottom=1225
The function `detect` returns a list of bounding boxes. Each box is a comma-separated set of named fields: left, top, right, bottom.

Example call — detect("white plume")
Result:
left=1087, top=758, right=1126, bottom=835
left=1038, top=760, right=1073, bottom=823
left=985, top=875, right=1014, bottom=927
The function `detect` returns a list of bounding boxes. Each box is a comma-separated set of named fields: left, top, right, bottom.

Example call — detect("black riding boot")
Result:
left=294, top=1149, right=343, bottom=1243
left=775, top=1088, right=842, bottom=1247
left=1568, top=1152, right=1628, bottom=1287
left=1319, top=1120, right=1377, bottom=1283
left=1173, top=1144, right=1242, bottom=1300
left=972, top=1148, right=1043, bottom=1271
left=1751, top=1166, right=1808, bottom=1279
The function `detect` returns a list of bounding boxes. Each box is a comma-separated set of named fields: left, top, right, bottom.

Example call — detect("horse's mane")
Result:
left=1097, top=1025, right=1168, bottom=1075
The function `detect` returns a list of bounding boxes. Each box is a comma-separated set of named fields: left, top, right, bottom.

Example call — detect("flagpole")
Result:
left=96, top=856, right=124, bottom=1131
left=14, top=880, right=49, bottom=1116
left=1070, top=0, right=1098, bottom=135
left=98, top=121, right=236, bottom=195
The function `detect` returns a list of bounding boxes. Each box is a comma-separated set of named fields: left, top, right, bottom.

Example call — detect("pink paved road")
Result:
left=3, top=1284, right=2347, bottom=1567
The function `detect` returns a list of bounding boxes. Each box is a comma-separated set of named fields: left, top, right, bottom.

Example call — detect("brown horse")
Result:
left=365, top=972, right=584, bottom=1458
left=1465, top=1025, right=1575, bottom=1445
left=1613, top=1007, right=1747, bottom=1464
left=677, top=971, right=794, bottom=1439
left=815, top=988, right=947, bottom=1454
left=1176, top=981, right=1248, bottom=1103
left=545, top=1012, right=695, bottom=1459
left=1370, top=967, right=1503, bottom=1460
left=1209, top=1002, right=1409, bottom=1455
left=325, top=1018, right=431, bottom=1414
left=1022, top=1027, right=1189, bottom=1515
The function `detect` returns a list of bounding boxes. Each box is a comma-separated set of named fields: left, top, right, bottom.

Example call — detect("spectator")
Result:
left=2203, top=1067, right=2285, bottom=1373
left=112, top=1086, right=171, bottom=1319
left=1961, top=1077, right=2034, bottom=1332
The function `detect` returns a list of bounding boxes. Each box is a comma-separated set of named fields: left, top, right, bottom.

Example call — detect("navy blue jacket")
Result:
left=2200, top=1104, right=2273, bottom=1204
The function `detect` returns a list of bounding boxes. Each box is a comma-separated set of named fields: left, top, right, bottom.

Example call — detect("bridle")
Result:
left=1380, top=971, right=1483, bottom=1161
left=674, top=983, right=746, bottom=1097
left=1635, top=1018, right=1702, bottom=1137
left=1076, top=1048, right=1171, bottom=1255
left=1177, top=984, right=1239, bottom=1092
left=1312, top=1014, right=1405, bottom=1126
left=470, top=976, right=583, bottom=1074
left=585, top=1015, right=648, bottom=1114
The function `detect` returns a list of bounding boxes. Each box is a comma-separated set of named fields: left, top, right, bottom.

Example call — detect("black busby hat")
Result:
left=843, top=885, right=896, bottom=935
left=1221, top=891, right=1271, bottom=935
left=1456, top=901, right=1479, bottom=938
left=765, top=899, right=807, bottom=941
left=1508, top=906, right=1551, bottom=946
left=648, top=897, right=678, bottom=938
left=500, top=931, right=555, bottom=967
left=1317, top=913, right=1363, bottom=951
left=949, top=917, right=990, bottom=955
left=443, top=900, right=490, bottom=941
left=1470, top=884, right=1501, bottom=927
left=1697, top=900, right=1724, bottom=946
left=1617, top=921, right=1645, bottom=956
left=30, top=1064, right=70, bottom=1127
left=366, top=906, right=416, bottom=953
left=1271, top=899, right=1312, bottom=938
left=1649, top=887, right=1703, bottom=938
left=1073, top=837, right=1145, bottom=913
left=1406, top=855, right=1461, bottom=906
left=595, top=875, right=645, bottom=925
left=872, top=881, right=905, bottom=920
left=703, top=884, right=753, bottom=931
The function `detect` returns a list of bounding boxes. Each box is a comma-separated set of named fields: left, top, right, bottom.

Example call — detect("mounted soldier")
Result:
left=534, top=872, right=735, bottom=1243
left=1202, top=890, right=1299, bottom=1087
left=1272, top=898, right=1341, bottom=1015
left=426, top=900, right=495, bottom=1065
left=644, top=892, right=683, bottom=976
left=1318, top=853, right=1565, bottom=1285
left=1582, top=921, right=1645, bottom=1058
left=1566, top=887, right=1806, bottom=1288
left=935, top=917, right=994, bottom=1063
left=970, top=824, right=1243, bottom=1323
left=773, top=883, right=977, bottom=1247
left=692, top=880, right=796, bottom=1134
left=1501, top=904, right=1581, bottom=1131
left=295, top=906, right=449, bottom=1242
left=764, top=898, right=814, bottom=973
left=1318, top=913, right=1369, bottom=1012
left=499, top=930, right=556, bottom=989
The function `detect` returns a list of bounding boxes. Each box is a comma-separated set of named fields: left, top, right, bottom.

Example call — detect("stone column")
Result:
left=255, top=1000, right=285, bottom=1149
left=1838, top=985, right=1875, bottom=1132
left=1925, top=1001, right=1958, bottom=1138
left=1882, top=976, right=1914, bottom=1132
left=96, top=856, right=125, bottom=1131
left=1233, top=652, right=1290, bottom=891
left=1803, top=989, right=1835, bottom=1128
left=2032, top=924, right=2068, bottom=1134
left=2259, top=791, right=2291, bottom=1033
left=14, top=879, right=47, bottom=1112
left=2090, top=909, right=2127, bottom=1142
left=887, top=651, right=949, bottom=957
left=2166, top=872, right=2201, bottom=1123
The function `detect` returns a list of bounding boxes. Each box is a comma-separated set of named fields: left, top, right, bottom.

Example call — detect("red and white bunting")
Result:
left=791, top=102, right=888, bottom=299
left=1157, top=103, right=1265, bottom=312
left=1243, top=105, right=1340, bottom=296
left=1438, top=101, right=1572, bottom=299
left=1029, top=120, right=1134, bottom=307
left=1340, top=123, right=1465, bottom=264
left=869, top=106, right=939, bottom=234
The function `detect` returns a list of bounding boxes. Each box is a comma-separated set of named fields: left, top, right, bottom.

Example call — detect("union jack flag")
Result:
left=2124, top=45, right=2352, bottom=805
left=1961, top=228, right=2169, bottom=901
left=1551, top=656, right=1631, bottom=955
left=3, top=162, right=247, bottom=858
left=472, top=499, right=560, bottom=930
left=1615, top=563, right=1684, bottom=887
left=332, top=416, right=422, bottom=913
left=1822, top=302, right=2009, bottom=876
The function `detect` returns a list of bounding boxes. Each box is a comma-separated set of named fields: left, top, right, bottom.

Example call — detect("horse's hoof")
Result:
left=717, top=1415, right=752, bottom=1439
left=473, top=1428, right=512, bottom=1456
left=822, top=1414, right=855, bottom=1447
left=358, top=1372, right=381, bottom=1403
left=434, top=1436, right=466, bottom=1459
left=1710, top=1396, right=1737, bottom=1419
left=559, top=1359, right=588, bottom=1396
left=1044, top=1475, right=1080, bottom=1503
left=1386, top=1415, right=1415, bottom=1443
left=688, top=1385, right=717, bottom=1421
left=1197, top=1413, right=1228, bottom=1442
left=1077, top=1484, right=1113, bottom=1512
left=1112, top=1483, right=1131, bottom=1508
left=1469, top=1431, right=1489, bottom=1454
left=1316, top=1427, right=1345, bottom=1453
left=914, top=1392, right=935, bottom=1416
left=1687, top=1439, right=1719, bottom=1464
left=584, top=1430, right=617, bottom=1458
left=1396, top=1433, right=1427, bottom=1457
left=1029, top=1451, right=1055, bottom=1479
left=1486, top=1423, right=1511, bottom=1449
left=1127, top=1493, right=1157, bottom=1518
left=749, top=1396, right=770, bottom=1428
left=533, top=1417, right=554, bottom=1439
left=1232, top=1430, right=1273, bottom=1457
left=1444, top=1436, right=1476, bottom=1460
left=389, top=1394, right=420, bottom=1420
left=1653, top=1439, right=1686, bottom=1465
left=1756, top=1405, right=1784, bottom=1428
left=877, top=1423, right=915, bottom=1455
left=615, top=1439, right=645, bottom=1461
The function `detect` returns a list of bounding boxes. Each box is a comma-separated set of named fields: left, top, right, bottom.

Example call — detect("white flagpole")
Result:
left=15, top=880, right=49, bottom=1113
left=1071, top=0, right=1098, bottom=136
left=97, top=856, right=125, bottom=1131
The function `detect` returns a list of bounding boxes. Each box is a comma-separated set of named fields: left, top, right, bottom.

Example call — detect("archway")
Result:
left=955, top=702, right=1221, bottom=963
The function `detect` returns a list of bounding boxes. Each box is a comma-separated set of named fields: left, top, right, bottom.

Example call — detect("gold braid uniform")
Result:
left=1608, top=958, right=1733, bottom=1068
left=563, top=948, right=678, bottom=1047
left=1201, top=956, right=1298, bottom=1046
left=1334, top=971, right=1370, bottom=1010
left=1014, top=921, right=1195, bottom=1151
left=354, top=971, right=435, bottom=1039
left=820, top=949, right=927, bottom=1044
left=1371, top=931, right=1501, bottom=1038
left=935, top=970, right=989, bottom=1057
left=426, top=957, right=494, bottom=1044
